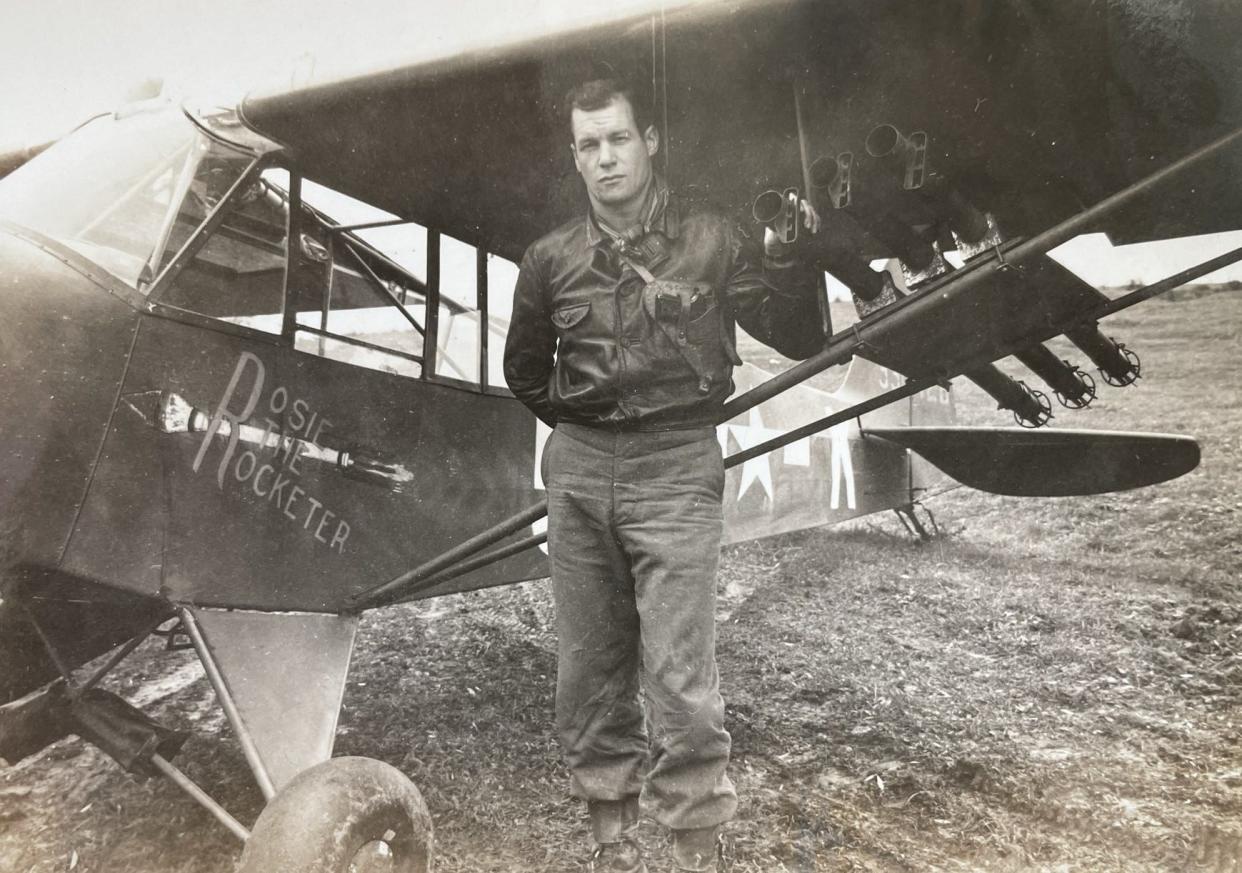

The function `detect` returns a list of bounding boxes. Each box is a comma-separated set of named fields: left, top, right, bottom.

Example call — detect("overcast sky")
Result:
left=3, top=0, right=1241, bottom=285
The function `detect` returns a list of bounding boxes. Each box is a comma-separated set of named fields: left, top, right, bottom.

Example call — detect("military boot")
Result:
left=670, top=826, right=722, bottom=872
left=586, top=798, right=646, bottom=873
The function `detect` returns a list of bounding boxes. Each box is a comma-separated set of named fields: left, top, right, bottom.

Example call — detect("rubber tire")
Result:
left=236, top=756, right=432, bottom=873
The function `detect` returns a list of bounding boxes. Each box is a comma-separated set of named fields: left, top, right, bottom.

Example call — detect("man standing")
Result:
left=503, top=78, right=824, bottom=872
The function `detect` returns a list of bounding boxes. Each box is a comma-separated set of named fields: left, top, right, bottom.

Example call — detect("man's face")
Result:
left=570, top=95, right=659, bottom=214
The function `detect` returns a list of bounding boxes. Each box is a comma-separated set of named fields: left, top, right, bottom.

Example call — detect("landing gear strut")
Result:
left=894, top=503, right=938, bottom=541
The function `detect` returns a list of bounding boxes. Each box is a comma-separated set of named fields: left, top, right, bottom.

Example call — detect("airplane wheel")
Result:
left=236, top=756, right=432, bottom=873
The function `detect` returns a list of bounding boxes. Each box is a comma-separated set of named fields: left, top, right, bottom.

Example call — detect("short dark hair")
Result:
left=563, top=78, right=654, bottom=140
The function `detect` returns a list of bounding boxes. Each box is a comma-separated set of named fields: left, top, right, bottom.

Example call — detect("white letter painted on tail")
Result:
left=827, top=406, right=856, bottom=510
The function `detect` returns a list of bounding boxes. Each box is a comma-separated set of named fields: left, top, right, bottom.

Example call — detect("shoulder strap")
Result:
left=617, top=251, right=658, bottom=285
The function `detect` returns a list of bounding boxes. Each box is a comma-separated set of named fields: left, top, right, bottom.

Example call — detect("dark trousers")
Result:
left=543, top=423, right=737, bottom=831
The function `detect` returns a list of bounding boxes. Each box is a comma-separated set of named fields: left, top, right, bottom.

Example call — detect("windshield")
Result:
left=0, top=108, right=256, bottom=288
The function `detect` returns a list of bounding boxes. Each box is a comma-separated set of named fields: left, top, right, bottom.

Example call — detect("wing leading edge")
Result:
left=238, top=0, right=1242, bottom=261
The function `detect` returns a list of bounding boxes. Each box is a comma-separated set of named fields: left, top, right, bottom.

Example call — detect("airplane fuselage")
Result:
left=0, top=105, right=950, bottom=705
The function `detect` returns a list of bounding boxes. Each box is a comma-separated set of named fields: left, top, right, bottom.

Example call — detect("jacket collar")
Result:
left=583, top=179, right=681, bottom=249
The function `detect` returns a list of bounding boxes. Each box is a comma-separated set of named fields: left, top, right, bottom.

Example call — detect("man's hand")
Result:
left=764, top=198, right=821, bottom=259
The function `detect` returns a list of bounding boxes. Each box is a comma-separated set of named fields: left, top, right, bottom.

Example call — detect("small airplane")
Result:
left=0, top=0, right=1234, bottom=869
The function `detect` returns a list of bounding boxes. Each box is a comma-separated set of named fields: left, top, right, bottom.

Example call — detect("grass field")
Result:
left=1, top=286, right=1239, bottom=872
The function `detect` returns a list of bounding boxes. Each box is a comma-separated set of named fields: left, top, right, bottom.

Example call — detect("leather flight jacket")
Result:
left=503, top=191, right=827, bottom=431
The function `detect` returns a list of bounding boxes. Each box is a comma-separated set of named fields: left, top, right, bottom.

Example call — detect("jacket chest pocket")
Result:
left=552, top=301, right=591, bottom=333
left=642, top=280, right=741, bottom=392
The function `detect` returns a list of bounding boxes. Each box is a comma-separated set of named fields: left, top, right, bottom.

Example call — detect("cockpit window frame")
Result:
left=144, top=153, right=516, bottom=398
left=283, top=170, right=515, bottom=395
left=287, top=171, right=429, bottom=377
left=141, top=105, right=284, bottom=303
left=144, top=152, right=271, bottom=303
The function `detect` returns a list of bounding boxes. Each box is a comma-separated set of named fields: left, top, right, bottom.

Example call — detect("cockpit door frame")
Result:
left=145, top=152, right=275, bottom=305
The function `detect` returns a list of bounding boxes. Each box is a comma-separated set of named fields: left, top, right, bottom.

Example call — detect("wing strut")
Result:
left=356, top=250, right=1242, bottom=609
left=351, top=120, right=1242, bottom=612
left=1090, top=245, right=1242, bottom=320
left=352, top=377, right=936, bottom=609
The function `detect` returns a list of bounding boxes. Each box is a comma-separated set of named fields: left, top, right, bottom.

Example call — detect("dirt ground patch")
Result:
left=1, top=288, right=1239, bottom=871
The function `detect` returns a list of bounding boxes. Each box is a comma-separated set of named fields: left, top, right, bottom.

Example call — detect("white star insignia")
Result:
left=724, top=408, right=784, bottom=502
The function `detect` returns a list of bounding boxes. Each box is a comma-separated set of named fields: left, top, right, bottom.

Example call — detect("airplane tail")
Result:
left=866, top=426, right=1199, bottom=496
left=837, top=357, right=1198, bottom=497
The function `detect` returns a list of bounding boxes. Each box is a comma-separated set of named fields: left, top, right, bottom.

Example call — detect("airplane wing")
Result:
left=238, top=0, right=1242, bottom=262
left=864, top=426, right=1200, bottom=497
